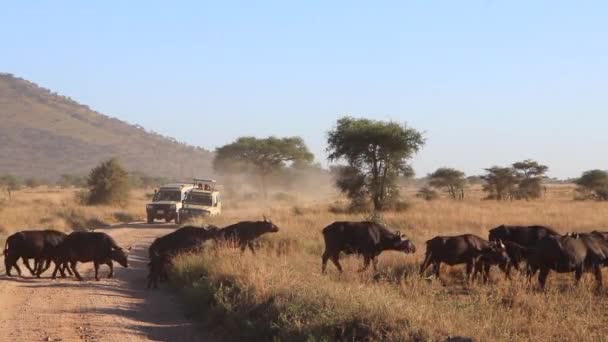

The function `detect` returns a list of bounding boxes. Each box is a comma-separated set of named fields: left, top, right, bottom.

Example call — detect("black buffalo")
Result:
left=3, top=230, right=69, bottom=277
left=216, top=218, right=280, bottom=254
left=528, top=233, right=608, bottom=289
left=420, top=234, right=509, bottom=282
left=321, top=221, right=416, bottom=273
left=488, top=225, right=560, bottom=247
left=149, top=225, right=220, bottom=258
left=147, top=225, right=219, bottom=289
left=591, top=230, right=608, bottom=241
left=51, top=232, right=130, bottom=281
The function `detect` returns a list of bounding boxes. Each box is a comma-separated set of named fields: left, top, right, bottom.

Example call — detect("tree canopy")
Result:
left=428, top=168, right=466, bottom=200
left=576, top=169, right=608, bottom=200
left=214, top=136, right=314, bottom=197
left=481, top=159, right=548, bottom=200
left=327, top=117, right=425, bottom=211
left=87, top=158, right=131, bottom=205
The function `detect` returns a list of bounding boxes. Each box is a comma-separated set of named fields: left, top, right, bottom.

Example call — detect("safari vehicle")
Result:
left=146, top=183, right=195, bottom=224
left=178, top=179, right=222, bottom=223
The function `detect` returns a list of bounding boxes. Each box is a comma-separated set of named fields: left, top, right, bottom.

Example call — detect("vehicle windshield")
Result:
left=185, top=192, right=213, bottom=206
left=153, top=190, right=181, bottom=202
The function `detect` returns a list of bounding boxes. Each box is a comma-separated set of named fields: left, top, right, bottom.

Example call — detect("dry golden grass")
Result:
left=3, top=185, right=608, bottom=340
left=173, top=185, right=608, bottom=341
left=0, top=187, right=147, bottom=238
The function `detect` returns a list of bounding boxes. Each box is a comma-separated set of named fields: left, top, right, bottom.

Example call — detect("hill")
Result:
left=0, top=73, right=213, bottom=180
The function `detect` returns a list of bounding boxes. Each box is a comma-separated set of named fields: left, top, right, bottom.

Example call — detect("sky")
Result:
left=2, top=1, right=607, bottom=179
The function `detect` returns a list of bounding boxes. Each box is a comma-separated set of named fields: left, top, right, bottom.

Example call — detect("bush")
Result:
left=416, top=186, right=439, bottom=201
left=576, top=170, right=608, bottom=201
left=86, top=158, right=131, bottom=205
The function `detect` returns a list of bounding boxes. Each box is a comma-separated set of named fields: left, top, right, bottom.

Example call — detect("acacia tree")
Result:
left=481, top=166, right=519, bottom=200
left=0, top=175, right=23, bottom=199
left=576, top=169, right=608, bottom=200
left=213, top=136, right=314, bottom=198
left=428, top=168, right=466, bottom=200
left=512, top=159, right=548, bottom=200
left=327, top=117, right=425, bottom=211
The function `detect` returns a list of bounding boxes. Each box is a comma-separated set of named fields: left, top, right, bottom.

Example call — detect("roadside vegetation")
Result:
left=169, top=184, right=608, bottom=341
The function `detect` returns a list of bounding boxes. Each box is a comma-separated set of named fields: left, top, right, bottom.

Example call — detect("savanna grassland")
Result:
left=0, top=187, right=148, bottom=239
left=172, top=184, right=608, bottom=341
left=3, top=185, right=608, bottom=341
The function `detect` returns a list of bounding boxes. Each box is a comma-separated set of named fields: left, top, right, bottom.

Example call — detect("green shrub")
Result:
left=86, top=158, right=131, bottom=205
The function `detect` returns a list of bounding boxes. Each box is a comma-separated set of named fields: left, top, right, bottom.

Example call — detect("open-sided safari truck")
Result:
left=146, top=183, right=195, bottom=224
left=178, top=179, right=222, bottom=224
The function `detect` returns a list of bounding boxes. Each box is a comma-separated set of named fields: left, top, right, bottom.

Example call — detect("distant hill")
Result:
left=0, top=73, right=214, bottom=180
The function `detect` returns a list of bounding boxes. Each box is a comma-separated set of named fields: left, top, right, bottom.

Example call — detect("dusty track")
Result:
left=0, top=225, right=213, bottom=342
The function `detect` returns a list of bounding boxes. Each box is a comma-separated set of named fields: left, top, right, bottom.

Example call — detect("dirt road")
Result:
left=0, top=225, right=213, bottom=342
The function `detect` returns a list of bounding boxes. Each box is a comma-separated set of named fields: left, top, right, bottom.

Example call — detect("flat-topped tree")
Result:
left=214, top=136, right=314, bottom=198
left=428, top=168, right=466, bottom=200
left=327, top=117, right=425, bottom=211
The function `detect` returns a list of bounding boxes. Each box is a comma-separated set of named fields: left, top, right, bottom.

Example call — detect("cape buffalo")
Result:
left=148, top=225, right=220, bottom=258
left=3, top=230, right=69, bottom=277
left=529, top=233, right=608, bottom=289
left=420, top=234, right=509, bottom=282
left=321, top=221, right=416, bottom=274
left=216, top=218, right=280, bottom=254
left=147, top=225, right=219, bottom=288
left=488, top=225, right=560, bottom=247
left=51, top=232, right=130, bottom=281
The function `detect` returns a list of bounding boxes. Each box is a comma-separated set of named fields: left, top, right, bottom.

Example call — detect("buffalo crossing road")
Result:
left=0, top=225, right=214, bottom=342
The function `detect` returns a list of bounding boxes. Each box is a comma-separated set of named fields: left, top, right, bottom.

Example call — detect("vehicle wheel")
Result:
left=147, top=215, right=154, bottom=224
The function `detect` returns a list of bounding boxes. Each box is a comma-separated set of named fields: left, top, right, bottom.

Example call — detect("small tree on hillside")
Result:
left=428, top=168, right=466, bottom=200
left=87, top=158, right=131, bottom=205
left=0, top=175, right=23, bottom=199
left=481, top=166, right=520, bottom=200
left=575, top=170, right=608, bottom=200
left=512, top=159, right=548, bottom=200
left=214, top=136, right=314, bottom=198
left=327, top=117, right=425, bottom=211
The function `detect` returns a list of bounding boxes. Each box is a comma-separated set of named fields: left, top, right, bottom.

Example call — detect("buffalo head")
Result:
left=483, top=240, right=510, bottom=266
left=111, top=248, right=129, bottom=268
left=262, top=217, right=280, bottom=233
left=398, top=239, right=416, bottom=254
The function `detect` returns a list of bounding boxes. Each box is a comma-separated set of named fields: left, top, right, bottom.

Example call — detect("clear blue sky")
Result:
left=2, top=1, right=607, bottom=179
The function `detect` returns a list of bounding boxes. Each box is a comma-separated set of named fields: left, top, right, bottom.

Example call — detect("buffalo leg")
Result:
left=574, top=267, right=583, bottom=286
left=330, top=254, right=343, bottom=273
left=593, top=265, right=603, bottom=291
left=359, top=256, right=371, bottom=272
left=419, top=252, right=433, bottom=276
left=465, top=261, right=474, bottom=283
left=321, top=251, right=331, bottom=273
left=433, top=262, right=441, bottom=279
left=538, top=267, right=550, bottom=289
left=372, top=257, right=379, bottom=272
left=51, top=262, right=60, bottom=279
left=247, top=242, right=256, bottom=255
left=22, top=257, right=37, bottom=276
left=71, top=261, right=83, bottom=281
left=93, top=262, right=100, bottom=281
left=107, top=261, right=114, bottom=278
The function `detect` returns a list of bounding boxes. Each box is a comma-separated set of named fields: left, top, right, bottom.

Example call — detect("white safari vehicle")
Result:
left=178, top=179, right=222, bottom=223
left=146, top=183, right=195, bottom=224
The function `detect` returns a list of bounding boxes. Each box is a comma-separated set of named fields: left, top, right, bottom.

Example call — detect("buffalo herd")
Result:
left=4, top=219, right=608, bottom=292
